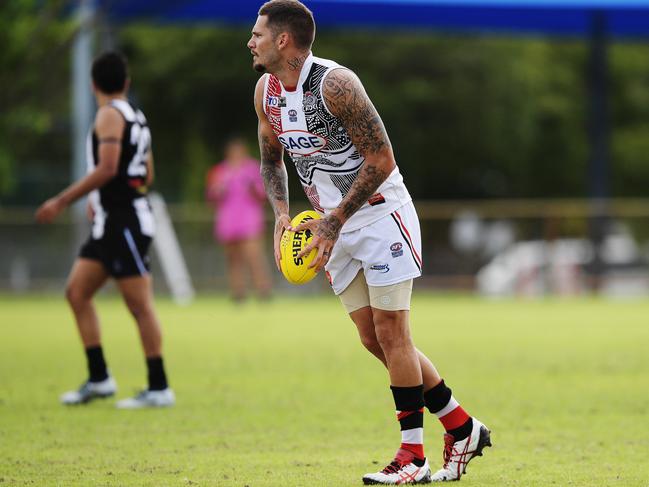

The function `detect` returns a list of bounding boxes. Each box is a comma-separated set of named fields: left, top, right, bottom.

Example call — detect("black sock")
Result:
left=391, top=385, right=425, bottom=427
left=423, top=380, right=452, bottom=414
left=424, top=380, right=473, bottom=441
left=146, top=356, right=168, bottom=391
left=86, top=346, right=108, bottom=382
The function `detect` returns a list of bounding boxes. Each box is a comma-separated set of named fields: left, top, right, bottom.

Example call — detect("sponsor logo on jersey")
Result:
left=368, top=193, right=386, bottom=206
left=267, top=96, right=287, bottom=108
left=289, top=109, right=298, bottom=122
left=370, top=263, right=390, bottom=273
left=390, top=242, right=404, bottom=258
left=278, top=130, right=327, bottom=156
left=303, top=91, right=317, bottom=111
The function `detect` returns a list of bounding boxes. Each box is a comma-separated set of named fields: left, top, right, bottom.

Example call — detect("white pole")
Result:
left=149, top=192, right=196, bottom=305
left=71, top=0, right=95, bottom=245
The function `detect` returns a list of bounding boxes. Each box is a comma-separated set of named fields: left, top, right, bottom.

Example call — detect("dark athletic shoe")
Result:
left=60, top=376, right=117, bottom=405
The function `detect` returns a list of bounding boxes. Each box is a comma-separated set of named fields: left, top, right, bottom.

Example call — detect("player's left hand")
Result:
left=35, top=196, right=65, bottom=224
left=294, top=215, right=342, bottom=271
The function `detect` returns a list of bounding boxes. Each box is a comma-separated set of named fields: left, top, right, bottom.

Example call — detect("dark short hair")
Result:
left=91, top=51, right=128, bottom=94
left=258, top=0, right=315, bottom=50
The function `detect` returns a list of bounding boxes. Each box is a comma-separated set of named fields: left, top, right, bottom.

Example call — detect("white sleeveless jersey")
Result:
left=263, top=54, right=411, bottom=233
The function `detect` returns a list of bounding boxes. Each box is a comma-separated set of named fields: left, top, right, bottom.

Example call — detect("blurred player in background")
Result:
left=249, top=1, right=490, bottom=483
left=35, top=51, right=175, bottom=409
left=206, top=137, right=272, bottom=302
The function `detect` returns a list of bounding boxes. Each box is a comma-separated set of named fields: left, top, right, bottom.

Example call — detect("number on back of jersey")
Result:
left=127, top=119, right=151, bottom=177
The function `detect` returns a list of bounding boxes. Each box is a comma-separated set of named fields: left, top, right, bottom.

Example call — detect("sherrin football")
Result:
left=280, top=210, right=321, bottom=285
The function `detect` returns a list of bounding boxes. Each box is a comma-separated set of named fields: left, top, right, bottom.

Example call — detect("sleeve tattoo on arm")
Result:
left=323, top=70, right=391, bottom=221
left=259, top=134, right=288, bottom=214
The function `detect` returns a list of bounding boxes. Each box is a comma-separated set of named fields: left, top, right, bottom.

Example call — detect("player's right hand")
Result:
left=35, top=196, right=64, bottom=224
left=273, top=213, right=292, bottom=271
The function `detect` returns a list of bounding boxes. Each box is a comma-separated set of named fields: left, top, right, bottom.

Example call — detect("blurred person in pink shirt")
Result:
left=206, top=137, right=272, bottom=302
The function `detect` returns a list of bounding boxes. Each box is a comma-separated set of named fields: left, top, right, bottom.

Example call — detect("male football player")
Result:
left=36, top=51, right=174, bottom=409
left=249, top=1, right=491, bottom=483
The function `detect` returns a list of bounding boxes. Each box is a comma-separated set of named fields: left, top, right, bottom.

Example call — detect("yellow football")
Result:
left=280, top=210, right=322, bottom=285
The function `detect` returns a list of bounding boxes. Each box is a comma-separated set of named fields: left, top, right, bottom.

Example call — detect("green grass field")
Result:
left=1, top=293, right=648, bottom=486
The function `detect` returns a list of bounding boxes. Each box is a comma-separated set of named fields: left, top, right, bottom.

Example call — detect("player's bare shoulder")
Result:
left=95, top=104, right=125, bottom=138
left=321, top=67, right=390, bottom=155
left=253, top=74, right=270, bottom=118
left=254, top=74, right=283, bottom=164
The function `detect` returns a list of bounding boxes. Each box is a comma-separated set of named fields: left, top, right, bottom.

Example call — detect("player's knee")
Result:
left=373, top=312, right=410, bottom=352
left=359, top=332, right=378, bottom=350
left=124, top=298, right=150, bottom=320
left=359, top=331, right=382, bottom=356
left=65, top=284, right=89, bottom=308
left=375, top=329, right=406, bottom=353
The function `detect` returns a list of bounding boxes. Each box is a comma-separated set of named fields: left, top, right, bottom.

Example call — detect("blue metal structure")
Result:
left=99, top=0, right=649, bottom=38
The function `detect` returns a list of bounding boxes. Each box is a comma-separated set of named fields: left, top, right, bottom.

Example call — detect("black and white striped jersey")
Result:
left=262, top=53, right=411, bottom=233
left=86, top=99, right=154, bottom=239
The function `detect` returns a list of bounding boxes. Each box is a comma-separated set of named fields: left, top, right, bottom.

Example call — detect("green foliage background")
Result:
left=0, top=0, right=75, bottom=201
left=2, top=2, right=649, bottom=204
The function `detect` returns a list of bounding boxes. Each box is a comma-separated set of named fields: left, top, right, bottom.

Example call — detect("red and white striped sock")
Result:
left=433, top=395, right=470, bottom=432
left=397, top=409, right=425, bottom=459
left=424, top=380, right=473, bottom=441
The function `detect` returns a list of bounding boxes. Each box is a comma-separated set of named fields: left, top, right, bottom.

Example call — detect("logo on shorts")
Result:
left=390, top=242, right=403, bottom=258
left=289, top=109, right=298, bottom=122
left=370, top=263, right=390, bottom=273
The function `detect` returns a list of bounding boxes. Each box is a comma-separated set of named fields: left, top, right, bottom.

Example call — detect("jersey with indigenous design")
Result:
left=262, top=54, right=411, bottom=233
left=86, top=99, right=154, bottom=239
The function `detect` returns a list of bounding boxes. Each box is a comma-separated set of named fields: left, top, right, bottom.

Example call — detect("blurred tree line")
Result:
left=2, top=1, right=649, bottom=205
left=0, top=0, right=74, bottom=201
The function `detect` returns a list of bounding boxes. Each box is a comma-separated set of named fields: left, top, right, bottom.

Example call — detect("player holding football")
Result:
left=35, top=52, right=175, bottom=409
left=250, top=1, right=490, bottom=483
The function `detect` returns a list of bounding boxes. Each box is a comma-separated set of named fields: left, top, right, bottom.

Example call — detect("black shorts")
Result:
left=80, top=220, right=152, bottom=278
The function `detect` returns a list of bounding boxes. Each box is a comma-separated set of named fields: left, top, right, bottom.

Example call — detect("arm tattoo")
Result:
left=340, top=165, right=388, bottom=220
left=259, top=134, right=288, bottom=216
left=323, top=70, right=391, bottom=220
left=261, top=133, right=282, bottom=163
left=320, top=215, right=342, bottom=240
left=323, top=69, right=389, bottom=154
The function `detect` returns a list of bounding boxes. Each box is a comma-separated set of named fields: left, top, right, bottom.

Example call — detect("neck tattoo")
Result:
left=287, top=54, right=308, bottom=71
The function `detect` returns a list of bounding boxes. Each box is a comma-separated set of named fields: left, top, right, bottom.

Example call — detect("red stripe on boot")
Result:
left=439, top=406, right=470, bottom=431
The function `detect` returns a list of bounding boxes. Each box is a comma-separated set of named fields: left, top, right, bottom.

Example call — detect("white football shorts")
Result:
left=325, top=201, right=423, bottom=295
